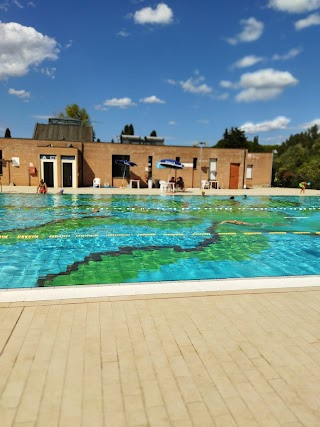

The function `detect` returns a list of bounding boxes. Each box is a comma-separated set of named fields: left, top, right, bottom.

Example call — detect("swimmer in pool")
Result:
left=220, top=219, right=252, bottom=225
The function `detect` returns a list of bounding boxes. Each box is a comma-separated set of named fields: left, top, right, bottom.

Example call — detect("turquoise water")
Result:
left=1, top=193, right=320, bottom=288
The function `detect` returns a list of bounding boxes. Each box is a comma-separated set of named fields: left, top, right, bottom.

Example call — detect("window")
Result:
left=193, top=158, right=197, bottom=169
left=148, top=156, right=153, bottom=179
left=0, top=150, right=2, bottom=175
left=112, top=155, right=130, bottom=178
left=246, top=165, right=253, bottom=179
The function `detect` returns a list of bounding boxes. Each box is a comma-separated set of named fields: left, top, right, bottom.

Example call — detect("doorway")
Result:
left=229, top=163, right=240, bottom=189
left=43, top=162, right=54, bottom=187
left=209, top=158, right=217, bottom=180
left=40, top=155, right=57, bottom=188
left=61, top=156, right=76, bottom=188
left=62, top=163, right=73, bottom=187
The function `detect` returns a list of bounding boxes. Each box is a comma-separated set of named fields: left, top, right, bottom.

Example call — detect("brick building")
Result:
left=0, top=121, right=272, bottom=189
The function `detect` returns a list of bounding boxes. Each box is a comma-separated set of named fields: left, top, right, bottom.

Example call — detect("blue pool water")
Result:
left=1, top=193, right=320, bottom=288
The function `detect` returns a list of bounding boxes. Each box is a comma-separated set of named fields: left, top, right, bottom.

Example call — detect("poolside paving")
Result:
left=1, top=287, right=320, bottom=426
left=1, top=186, right=320, bottom=426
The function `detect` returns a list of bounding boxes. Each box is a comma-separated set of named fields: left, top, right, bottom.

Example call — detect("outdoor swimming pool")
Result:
left=1, top=193, right=320, bottom=288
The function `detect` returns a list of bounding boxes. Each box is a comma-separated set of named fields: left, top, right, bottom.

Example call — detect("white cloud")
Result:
left=295, top=13, right=320, bottom=29
left=236, top=68, right=298, bottom=102
left=268, top=0, right=320, bottom=13
left=219, top=80, right=235, bottom=88
left=0, top=22, right=59, bottom=80
left=272, top=47, right=301, bottom=60
left=8, top=87, right=31, bottom=99
left=301, top=118, right=320, bottom=128
left=240, top=116, right=290, bottom=133
left=168, top=120, right=176, bottom=125
left=133, top=3, right=173, bottom=25
left=103, top=97, right=136, bottom=108
left=40, top=67, right=56, bottom=79
left=227, top=17, right=264, bottom=45
left=65, top=40, right=73, bottom=49
left=197, top=119, right=210, bottom=124
left=166, top=78, right=177, bottom=85
left=232, top=55, right=264, bottom=68
left=13, top=0, right=23, bottom=8
left=140, top=95, right=165, bottom=104
left=180, top=75, right=212, bottom=94
left=117, top=30, right=130, bottom=37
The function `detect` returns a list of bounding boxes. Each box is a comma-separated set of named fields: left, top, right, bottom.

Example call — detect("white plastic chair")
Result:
left=201, top=180, right=209, bottom=190
left=159, top=180, right=168, bottom=192
left=93, top=178, right=101, bottom=188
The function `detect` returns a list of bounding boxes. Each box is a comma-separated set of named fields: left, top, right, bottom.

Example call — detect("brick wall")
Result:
left=0, top=138, right=272, bottom=189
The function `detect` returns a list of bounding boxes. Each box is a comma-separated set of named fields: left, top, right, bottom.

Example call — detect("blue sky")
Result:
left=1, top=0, right=320, bottom=146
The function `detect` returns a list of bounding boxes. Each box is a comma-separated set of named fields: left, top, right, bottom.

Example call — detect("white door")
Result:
left=209, top=158, right=217, bottom=180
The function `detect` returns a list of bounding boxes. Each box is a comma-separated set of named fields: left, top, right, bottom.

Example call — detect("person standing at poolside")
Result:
left=37, top=178, right=47, bottom=194
left=299, top=181, right=310, bottom=194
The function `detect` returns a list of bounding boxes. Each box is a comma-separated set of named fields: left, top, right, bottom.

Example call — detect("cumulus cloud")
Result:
left=133, top=3, right=173, bottom=25
left=236, top=68, right=298, bottom=102
left=0, top=22, right=59, bottom=80
left=140, top=95, right=165, bottom=104
left=232, top=55, right=264, bottom=68
left=8, top=87, right=31, bottom=99
left=180, top=75, right=212, bottom=94
left=240, top=116, right=290, bottom=133
left=295, top=13, right=320, bottom=29
left=103, top=97, right=136, bottom=108
left=227, top=17, right=264, bottom=45
left=272, top=47, right=301, bottom=60
left=268, top=0, right=320, bottom=13
left=301, top=118, right=320, bottom=128
left=168, top=74, right=213, bottom=94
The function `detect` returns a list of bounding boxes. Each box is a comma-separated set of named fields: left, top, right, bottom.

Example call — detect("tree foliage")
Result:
left=150, top=130, right=157, bottom=137
left=214, top=127, right=276, bottom=153
left=60, top=104, right=91, bottom=126
left=273, top=125, right=320, bottom=188
left=4, top=128, right=11, bottom=138
left=121, top=124, right=134, bottom=136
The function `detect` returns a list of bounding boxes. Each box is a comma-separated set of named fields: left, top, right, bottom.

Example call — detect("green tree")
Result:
left=121, top=124, right=134, bottom=136
left=60, top=104, right=91, bottom=126
left=273, top=125, right=320, bottom=188
left=215, top=127, right=249, bottom=149
left=150, top=130, right=157, bottom=137
left=4, top=128, right=11, bottom=138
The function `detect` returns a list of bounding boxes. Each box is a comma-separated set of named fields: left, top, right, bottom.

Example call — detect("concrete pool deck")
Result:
left=1, top=186, right=320, bottom=426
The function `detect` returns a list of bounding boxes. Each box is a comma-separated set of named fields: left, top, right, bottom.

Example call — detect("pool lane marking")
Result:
left=7, top=231, right=320, bottom=240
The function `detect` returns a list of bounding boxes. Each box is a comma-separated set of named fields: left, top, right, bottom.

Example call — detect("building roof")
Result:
left=120, top=135, right=164, bottom=145
left=33, top=123, right=94, bottom=142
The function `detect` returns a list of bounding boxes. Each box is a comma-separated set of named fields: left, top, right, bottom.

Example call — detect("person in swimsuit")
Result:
left=220, top=219, right=251, bottom=225
left=299, top=181, right=310, bottom=194
left=37, top=179, right=47, bottom=194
